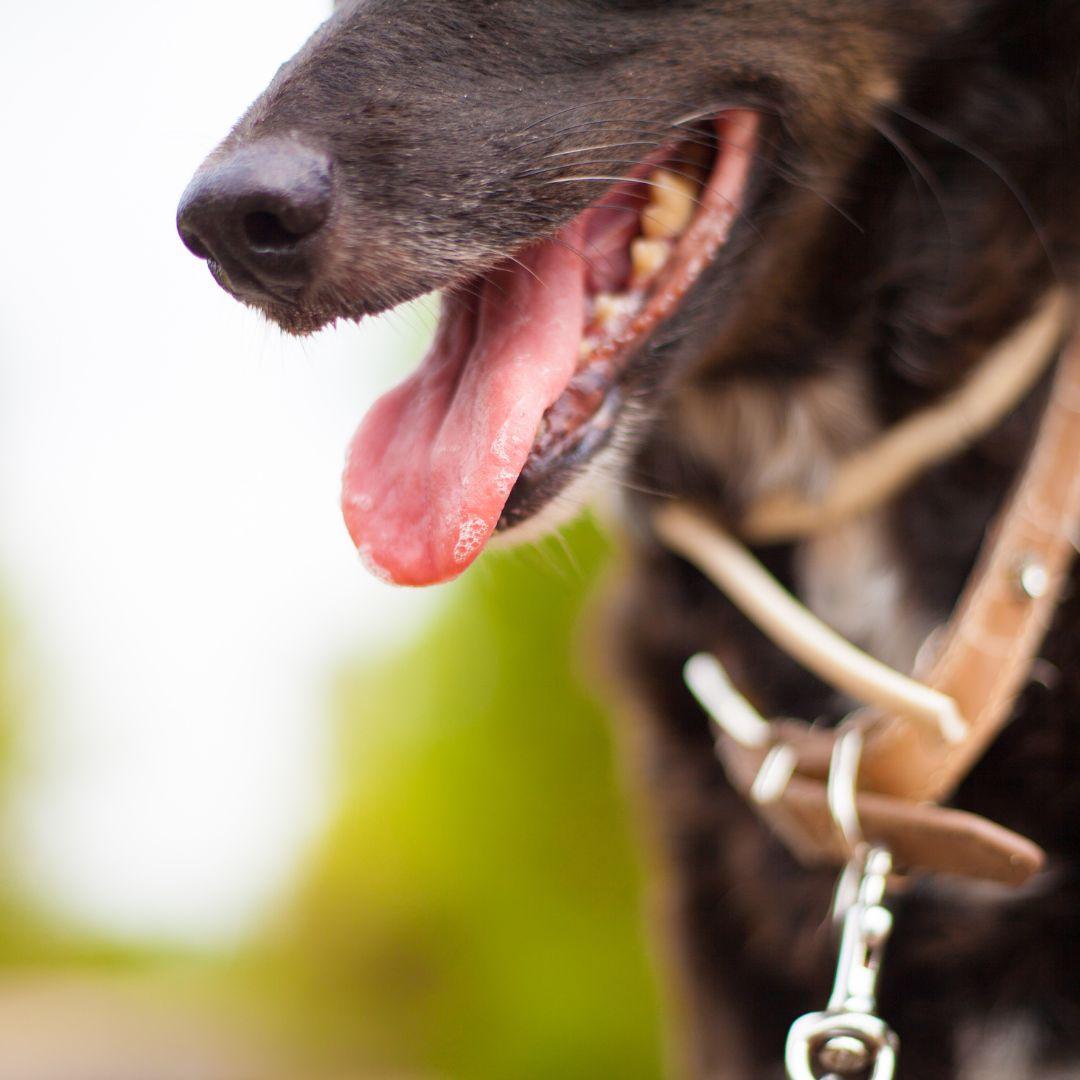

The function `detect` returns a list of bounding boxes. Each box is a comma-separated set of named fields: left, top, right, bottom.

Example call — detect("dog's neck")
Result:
left=665, top=362, right=938, bottom=671
left=630, top=88, right=1072, bottom=673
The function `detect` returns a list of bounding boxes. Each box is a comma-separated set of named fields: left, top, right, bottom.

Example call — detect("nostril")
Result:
left=243, top=210, right=310, bottom=252
left=178, top=137, right=333, bottom=287
left=241, top=177, right=331, bottom=253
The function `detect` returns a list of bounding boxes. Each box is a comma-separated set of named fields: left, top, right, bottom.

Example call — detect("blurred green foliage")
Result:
left=0, top=504, right=667, bottom=1076
left=259, top=517, right=666, bottom=1080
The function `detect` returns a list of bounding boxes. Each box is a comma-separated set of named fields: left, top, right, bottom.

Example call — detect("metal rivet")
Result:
left=1017, top=557, right=1049, bottom=600
left=817, top=1034, right=872, bottom=1075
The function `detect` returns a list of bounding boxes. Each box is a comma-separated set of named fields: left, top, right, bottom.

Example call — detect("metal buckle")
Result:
left=686, top=655, right=901, bottom=1077
left=787, top=723, right=898, bottom=1079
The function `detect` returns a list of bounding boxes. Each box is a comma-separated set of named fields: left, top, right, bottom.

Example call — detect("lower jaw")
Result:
left=497, top=384, right=625, bottom=531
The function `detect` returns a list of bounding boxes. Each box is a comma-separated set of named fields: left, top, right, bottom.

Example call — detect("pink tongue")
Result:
left=342, top=229, right=588, bottom=586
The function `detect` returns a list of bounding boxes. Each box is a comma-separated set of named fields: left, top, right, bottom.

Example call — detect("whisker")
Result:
left=503, top=252, right=549, bottom=291
left=513, top=95, right=714, bottom=137
left=519, top=155, right=712, bottom=183
left=444, top=276, right=495, bottom=305
left=544, top=138, right=695, bottom=161
left=671, top=100, right=781, bottom=128
left=873, top=116, right=957, bottom=265
left=783, top=172, right=864, bottom=234
left=529, top=120, right=864, bottom=233
left=547, top=234, right=605, bottom=280
left=543, top=174, right=703, bottom=196
left=541, top=175, right=712, bottom=235
left=541, top=126, right=782, bottom=162
left=541, top=175, right=759, bottom=237
left=887, top=101, right=1062, bottom=282
left=529, top=124, right=857, bottom=233
left=598, top=467, right=673, bottom=500
left=517, top=116, right=688, bottom=149
left=549, top=525, right=585, bottom=580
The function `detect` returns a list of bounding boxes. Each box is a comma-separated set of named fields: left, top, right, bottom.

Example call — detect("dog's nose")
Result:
left=176, top=138, right=332, bottom=293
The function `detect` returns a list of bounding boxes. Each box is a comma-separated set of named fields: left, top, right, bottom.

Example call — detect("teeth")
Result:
left=592, top=292, right=628, bottom=328
left=579, top=337, right=596, bottom=362
left=641, top=168, right=697, bottom=240
left=631, top=237, right=671, bottom=282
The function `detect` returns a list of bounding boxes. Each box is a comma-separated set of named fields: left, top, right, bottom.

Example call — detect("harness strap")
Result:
left=654, top=293, right=1080, bottom=885
left=740, top=290, right=1070, bottom=543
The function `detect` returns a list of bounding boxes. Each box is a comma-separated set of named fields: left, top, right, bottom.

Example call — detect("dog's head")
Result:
left=177, top=0, right=995, bottom=585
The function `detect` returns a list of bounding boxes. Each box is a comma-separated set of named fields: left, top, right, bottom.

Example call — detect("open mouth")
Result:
left=342, top=110, right=760, bottom=586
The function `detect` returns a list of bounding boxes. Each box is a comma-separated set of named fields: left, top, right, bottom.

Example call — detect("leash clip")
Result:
left=685, top=658, right=902, bottom=1077
left=785, top=845, right=899, bottom=1080
left=788, top=732, right=898, bottom=1078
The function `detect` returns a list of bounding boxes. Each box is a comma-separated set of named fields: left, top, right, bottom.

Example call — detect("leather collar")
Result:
left=655, top=290, right=1080, bottom=885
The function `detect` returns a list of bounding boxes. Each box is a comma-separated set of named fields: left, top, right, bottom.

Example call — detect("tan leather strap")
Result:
left=720, top=739, right=1044, bottom=885
left=655, top=297, right=1080, bottom=885
left=740, top=290, right=1070, bottom=543
left=861, top=329, right=1080, bottom=801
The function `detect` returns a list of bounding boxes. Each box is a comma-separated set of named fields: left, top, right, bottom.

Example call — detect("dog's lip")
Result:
left=208, top=256, right=300, bottom=309
left=497, top=384, right=625, bottom=531
left=498, top=110, right=761, bottom=530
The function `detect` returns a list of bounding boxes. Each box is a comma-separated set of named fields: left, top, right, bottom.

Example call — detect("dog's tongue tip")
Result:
left=340, top=393, right=522, bottom=586
left=341, top=232, right=588, bottom=586
left=343, top=488, right=494, bottom=587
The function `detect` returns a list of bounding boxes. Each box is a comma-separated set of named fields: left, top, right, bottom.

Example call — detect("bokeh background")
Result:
left=0, top=2, right=666, bottom=1076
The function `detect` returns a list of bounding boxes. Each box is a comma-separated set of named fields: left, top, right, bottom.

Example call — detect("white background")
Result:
left=0, top=0, right=444, bottom=943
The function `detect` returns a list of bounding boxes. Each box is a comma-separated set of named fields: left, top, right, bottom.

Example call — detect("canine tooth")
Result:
left=641, top=168, right=697, bottom=240
left=631, top=237, right=671, bottom=282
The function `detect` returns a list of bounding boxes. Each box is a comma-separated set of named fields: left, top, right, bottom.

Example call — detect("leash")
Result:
left=653, top=290, right=1080, bottom=1079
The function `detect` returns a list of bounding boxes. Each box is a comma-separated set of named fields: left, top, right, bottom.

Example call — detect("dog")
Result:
left=177, top=2, right=1080, bottom=1076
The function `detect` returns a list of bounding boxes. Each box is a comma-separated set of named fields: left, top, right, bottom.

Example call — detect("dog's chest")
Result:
left=958, top=1018, right=1080, bottom=1079
left=681, top=370, right=936, bottom=670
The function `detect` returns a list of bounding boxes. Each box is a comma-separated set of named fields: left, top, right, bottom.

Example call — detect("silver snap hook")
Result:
left=827, top=724, right=865, bottom=857
left=785, top=845, right=899, bottom=1080
left=786, top=1010, right=898, bottom=1080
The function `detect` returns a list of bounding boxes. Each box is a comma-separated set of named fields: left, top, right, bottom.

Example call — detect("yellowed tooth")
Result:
left=631, top=237, right=671, bottom=282
left=592, top=292, right=626, bottom=329
left=579, top=337, right=596, bottom=363
left=641, top=168, right=697, bottom=240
